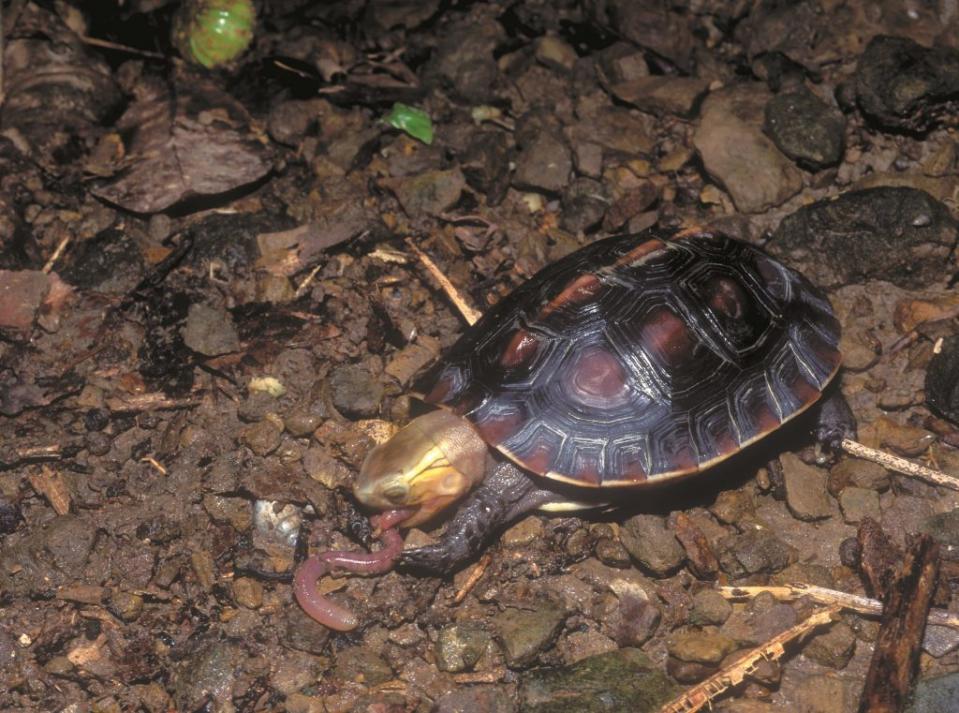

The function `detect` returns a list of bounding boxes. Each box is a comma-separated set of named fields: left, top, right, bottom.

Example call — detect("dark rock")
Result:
left=919, top=508, right=959, bottom=556
left=620, top=514, right=685, bottom=576
left=596, top=42, right=649, bottom=84
left=768, top=187, right=957, bottom=289
left=764, top=85, right=845, bottom=169
left=561, top=178, right=609, bottom=233
left=434, top=686, right=517, bottom=713
left=926, top=335, right=959, bottom=424
left=716, top=530, right=798, bottom=578
left=513, top=129, right=572, bottom=195
left=426, top=14, right=505, bottom=104
left=435, top=622, right=491, bottom=673
left=328, top=363, right=384, bottom=418
left=460, top=131, right=511, bottom=205
left=690, top=589, right=733, bottom=627
left=856, top=35, right=959, bottom=133
left=181, top=303, right=240, bottom=356
left=666, top=657, right=717, bottom=683
left=587, top=0, right=695, bottom=71
left=237, top=419, right=282, bottom=457
left=494, top=602, right=566, bottom=668
left=333, top=646, right=393, bottom=686
left=803, top=621, right=856, bottom=669
left=520, top=648, right=679, bottom=712
left=611, top=591, right=661, bottom=647
left=721, top=593, right=798, bottom=647
left=907, top=673, right=959, bottom=713
left=388, top=168, right=467, bottom=218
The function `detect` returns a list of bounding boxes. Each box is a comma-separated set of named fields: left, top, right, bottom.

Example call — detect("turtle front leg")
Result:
left=813, top=386, right=857, bottom=451
left=398, top=459, right=562, bottom=575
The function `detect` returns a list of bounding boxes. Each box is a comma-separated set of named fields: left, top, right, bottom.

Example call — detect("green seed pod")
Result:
left=173, top=0, right=255, bottom=69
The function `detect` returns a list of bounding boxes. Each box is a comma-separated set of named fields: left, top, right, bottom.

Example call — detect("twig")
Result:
left=42, top=235, right=71, bottom=273
left=717, top=583, right=959, bottom=630
left=404, top=237, right=482, bottom=325
left=841, top=438, right=959, bottom=491
left=79, top=34, right=165, bottom=60
left=453, top=553, right=492, bottom=604
left=858, top=534, right=940, bottom=713
left=659, top=606, right=839, bottom=713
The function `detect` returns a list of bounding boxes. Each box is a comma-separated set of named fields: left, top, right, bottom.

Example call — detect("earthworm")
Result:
left=293, top=508, right=411, bottom=630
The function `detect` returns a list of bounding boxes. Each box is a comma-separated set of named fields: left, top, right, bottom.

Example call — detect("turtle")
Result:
left=353, top=228, right=856, bottom=575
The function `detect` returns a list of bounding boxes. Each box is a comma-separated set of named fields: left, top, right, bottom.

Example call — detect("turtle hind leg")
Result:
left=813, top=386, right=857, bottom=451
left=397, top=460, right=562, bottom=575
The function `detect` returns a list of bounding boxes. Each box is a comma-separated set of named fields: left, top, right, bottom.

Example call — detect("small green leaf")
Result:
left=384, top=103, right=434, bottom=145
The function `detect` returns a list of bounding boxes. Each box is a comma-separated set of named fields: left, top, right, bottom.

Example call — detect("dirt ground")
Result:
left=4, top=1, right=959, bottom=711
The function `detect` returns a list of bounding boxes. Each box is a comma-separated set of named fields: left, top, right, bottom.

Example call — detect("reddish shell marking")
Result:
left=639, top=305, right=697, bottom=369
left=754, top=403, right=781, bottom=434
left=789, top=371, right=821, bottom=405
left=538, top=273, right=602, bottom=319
left=570, top=451, right=602, bottom=486
left=613, top=238, right=667, bottom=267
left=520, top=436, right=558, bottom=474
left=570, top=348, right=628, bottom=401
left=707, top=277, right=746, bottom=319
left=500, top=328, right=541, bottom=368
left=476, top=408, right=525, bottom=443
left=616, top=449, right=648, bottom=481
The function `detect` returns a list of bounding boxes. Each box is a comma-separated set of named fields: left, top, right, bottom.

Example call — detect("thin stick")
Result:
left=718, top=584, right=959, bottom=630
left=841, top=438, right=959, bottom=491
left=659, top=606, right=838, bottom=713
left=405, top=237, right=482, bottom=325
left=453, top=553, right=491, bottom=604
left=42, top=235, right=71, bottom=273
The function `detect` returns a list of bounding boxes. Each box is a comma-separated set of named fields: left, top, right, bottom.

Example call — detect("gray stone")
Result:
left=388, top=168, right=466, bottom=218
left=803, top=621, right=856, bottom=669
left=839, top=487, right=881, bottom=524
left=768, top=187, right=957, bottom=290
left=520, top=648, right=679, bottom=713
left=620, top=514, right=685, bottom=576
left=907, top=672, right=959, bottom=713
left=494, top=603, right=566, bottom=668
left=434, top=686, right=517, bottom=713
left=460, top=130, right=511, bottom=205
left=764, top=84, right=845, bottom=169
left=435, top=623, right=491, bottom=673
left=717, top=530, right=798, bottom=578
left=721, top=593, right=798, bottom=647
left=513, top=131, right=572, bottom=194
left=333, top=646, right=393, bottom=686
left=693, top=85, right=803, bottom=213
left=690, top=589, right=733, bottom=627
left=181, top=303, right=240, bottom=356
left=780, top=453, right=834, bottom=521
left=328, top=362, right=384, bottom=418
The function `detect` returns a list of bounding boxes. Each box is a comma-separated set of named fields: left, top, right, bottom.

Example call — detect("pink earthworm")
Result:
left=293, top=509, right=411, bottom=631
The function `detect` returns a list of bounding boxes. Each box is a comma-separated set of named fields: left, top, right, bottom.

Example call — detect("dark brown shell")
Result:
left=414, top=231, right=842, bottom=487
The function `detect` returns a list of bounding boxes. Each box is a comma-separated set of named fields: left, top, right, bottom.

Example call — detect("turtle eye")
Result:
left=382, top=483, right=409, bottom=504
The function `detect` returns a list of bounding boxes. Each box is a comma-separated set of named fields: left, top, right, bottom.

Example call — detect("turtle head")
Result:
left=355, top=410, right=489, bottom=528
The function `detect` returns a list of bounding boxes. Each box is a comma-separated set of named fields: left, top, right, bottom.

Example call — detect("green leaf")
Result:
left=384, top=103, right=434, bottom=145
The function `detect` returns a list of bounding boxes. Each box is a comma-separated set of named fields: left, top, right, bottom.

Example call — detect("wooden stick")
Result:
left=718, top=583, right=959, bottom=631
left=858, top=534, right=940, bottom=713
left=404, top=237, right=482, bottom=325
left=841, top=438, right=959, bottom=491
left=659, top=606, right=839, bottom=713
